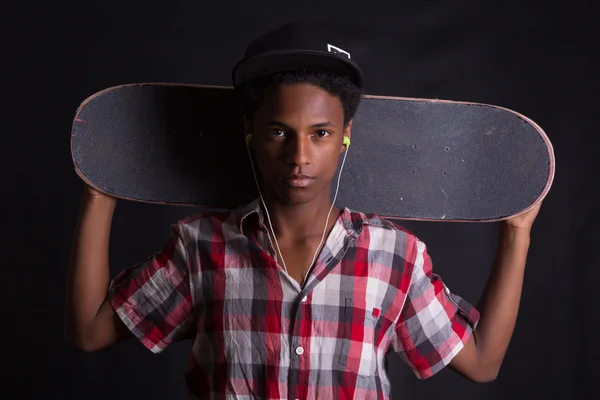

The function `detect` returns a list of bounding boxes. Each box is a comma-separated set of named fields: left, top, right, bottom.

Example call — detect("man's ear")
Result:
left=342, top=120, right=353, bottom=152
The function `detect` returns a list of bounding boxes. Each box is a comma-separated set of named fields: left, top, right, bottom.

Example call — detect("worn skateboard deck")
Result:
left=71, top=83, right=554, bottom=221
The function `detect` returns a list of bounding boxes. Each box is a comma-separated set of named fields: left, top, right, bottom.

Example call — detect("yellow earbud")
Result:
left=245, top=134, right=253, bottom=146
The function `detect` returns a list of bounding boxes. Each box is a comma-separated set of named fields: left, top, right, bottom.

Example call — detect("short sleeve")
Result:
left=108, top=222, right=195, bottom=353
left=392, top=237, right=480, bottom=379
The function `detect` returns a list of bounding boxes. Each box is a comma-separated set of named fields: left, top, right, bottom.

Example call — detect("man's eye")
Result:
left=315, top=130, right=331, bottom=137
left=270, top=129, right=286, bottom=137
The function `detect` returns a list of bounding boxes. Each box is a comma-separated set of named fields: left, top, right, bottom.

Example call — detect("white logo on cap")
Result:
left=327, top=44, right=351, bottom=59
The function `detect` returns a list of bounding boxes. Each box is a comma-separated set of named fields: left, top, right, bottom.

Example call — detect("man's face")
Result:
left=246, top=83, right=351, bottom=206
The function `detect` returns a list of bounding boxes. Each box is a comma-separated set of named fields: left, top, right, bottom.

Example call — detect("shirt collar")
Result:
left=237, top=198, right=263, bottom=233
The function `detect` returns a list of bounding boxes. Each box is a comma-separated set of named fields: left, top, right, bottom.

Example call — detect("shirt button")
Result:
left=295, top=346, right=304, bottom=355
left=301, top=296, right=307, bottom=302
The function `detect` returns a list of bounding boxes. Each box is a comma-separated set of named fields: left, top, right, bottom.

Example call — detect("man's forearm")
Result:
left=472, top=223, right=531, bottom=371
left=64, top=188, right=116, bottom=346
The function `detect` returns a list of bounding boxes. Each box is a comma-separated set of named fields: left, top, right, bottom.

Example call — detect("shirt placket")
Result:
left=287, top=233, right=353, bottom=400
left=250, top=208, right=357, bottom=399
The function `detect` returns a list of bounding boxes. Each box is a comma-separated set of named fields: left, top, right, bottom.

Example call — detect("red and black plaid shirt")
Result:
left=109, top=199, right=479, bottom=399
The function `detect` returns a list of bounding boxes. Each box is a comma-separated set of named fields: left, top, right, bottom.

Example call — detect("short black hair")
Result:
left=235, top=70, right=363, bottom=127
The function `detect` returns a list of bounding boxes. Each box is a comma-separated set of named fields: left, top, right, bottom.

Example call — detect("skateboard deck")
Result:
left=71, top=83, right=554, bottom=222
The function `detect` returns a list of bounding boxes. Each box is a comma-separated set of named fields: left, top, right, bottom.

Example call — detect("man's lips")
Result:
left=281, top=175, right=315, bottom=188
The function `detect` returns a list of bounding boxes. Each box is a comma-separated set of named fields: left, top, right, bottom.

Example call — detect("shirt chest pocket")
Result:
left=336, top=298, right=380, bottom=377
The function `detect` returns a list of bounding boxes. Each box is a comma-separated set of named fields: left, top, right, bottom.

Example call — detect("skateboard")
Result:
left=70, top=83, right=555, bottom=222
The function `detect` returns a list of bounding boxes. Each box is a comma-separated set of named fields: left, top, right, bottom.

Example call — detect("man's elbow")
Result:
left=64, top=328, right=108, bottom=352
left=465, top=364, right=501, bottom=383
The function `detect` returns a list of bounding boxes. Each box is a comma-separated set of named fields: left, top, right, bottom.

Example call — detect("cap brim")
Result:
left=232, top=50, right=363, bottom=88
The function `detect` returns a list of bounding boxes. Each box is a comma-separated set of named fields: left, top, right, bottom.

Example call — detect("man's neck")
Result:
left=261, top=192, right=339, bottom=242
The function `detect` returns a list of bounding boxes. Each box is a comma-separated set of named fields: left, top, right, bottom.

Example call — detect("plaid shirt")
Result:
left=109, top=199, right=479, bottom=399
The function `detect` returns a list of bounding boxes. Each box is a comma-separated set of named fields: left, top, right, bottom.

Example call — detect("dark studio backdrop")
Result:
left=8, top=0, right=598, bottom=399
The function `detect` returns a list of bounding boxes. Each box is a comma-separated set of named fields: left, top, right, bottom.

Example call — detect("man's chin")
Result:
left=273, top=188, right=315, bottom=206
left=261, top=184, right=321, bottom=207
left=259, top=178, right=333, bottom=207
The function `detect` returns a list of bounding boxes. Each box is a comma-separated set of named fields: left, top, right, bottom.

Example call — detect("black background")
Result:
left=8, top=0, right=599, bottom=399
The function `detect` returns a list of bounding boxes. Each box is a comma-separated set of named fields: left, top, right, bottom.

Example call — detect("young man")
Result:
left=65, top=22, right=541, bottom=399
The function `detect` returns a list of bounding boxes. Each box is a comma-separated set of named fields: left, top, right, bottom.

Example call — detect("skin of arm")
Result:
left=64, top=186, right=132, bottom=351
left=448, top=202, right=542, bottom=382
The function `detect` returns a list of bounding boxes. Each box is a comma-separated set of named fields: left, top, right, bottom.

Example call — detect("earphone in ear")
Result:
left=245, top=134, right=253, bottom=146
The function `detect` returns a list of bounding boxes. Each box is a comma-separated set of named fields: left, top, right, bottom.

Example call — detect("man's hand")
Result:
left=503, top=202, right=542, bottom=232
left=83, top=185, right=117, bottom=205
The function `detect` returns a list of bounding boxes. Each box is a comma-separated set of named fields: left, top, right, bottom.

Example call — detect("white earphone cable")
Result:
left=245, top=139, right=349, bottom=284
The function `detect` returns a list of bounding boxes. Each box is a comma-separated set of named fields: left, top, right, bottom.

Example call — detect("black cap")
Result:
left=232, top=22, right=363, bottom=89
